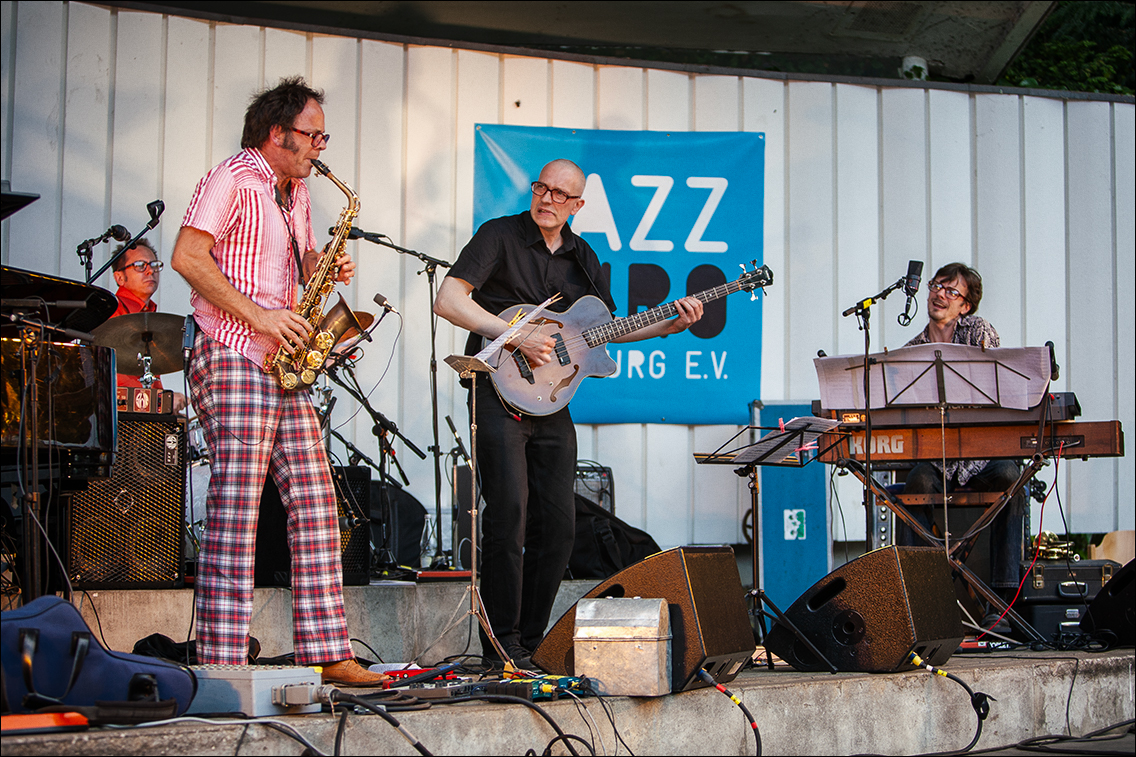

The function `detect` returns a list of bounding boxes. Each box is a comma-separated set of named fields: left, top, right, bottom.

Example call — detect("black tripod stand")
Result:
left=326, top=360, right=426, bottom=576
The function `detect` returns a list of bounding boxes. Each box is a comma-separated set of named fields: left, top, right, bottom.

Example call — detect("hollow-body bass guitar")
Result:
left=486, top=263, right=773, bottom=415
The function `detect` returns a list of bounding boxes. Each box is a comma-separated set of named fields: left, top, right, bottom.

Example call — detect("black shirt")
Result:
left=448, top=211, right=616, bottom=356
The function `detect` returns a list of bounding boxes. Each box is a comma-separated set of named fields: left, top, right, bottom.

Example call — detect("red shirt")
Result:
left=181, top=147, right=316, bottom=368
left=112, top=286, right=163, bottom=391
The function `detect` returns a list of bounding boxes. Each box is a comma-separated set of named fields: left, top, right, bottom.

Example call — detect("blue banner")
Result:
left=472, top=124, right=766, bottom=425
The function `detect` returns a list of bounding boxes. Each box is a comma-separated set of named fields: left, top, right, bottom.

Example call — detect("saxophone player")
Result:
left=171, top=76, right=387, bottom=686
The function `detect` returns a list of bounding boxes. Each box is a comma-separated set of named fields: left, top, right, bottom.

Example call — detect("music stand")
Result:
left=815, top=344, right=1053, bottom=641
left=696, top=417, right=845, bottom=671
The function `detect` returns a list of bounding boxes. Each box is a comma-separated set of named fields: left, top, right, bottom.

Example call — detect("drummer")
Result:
left=110, top=239, right=188, bottom=413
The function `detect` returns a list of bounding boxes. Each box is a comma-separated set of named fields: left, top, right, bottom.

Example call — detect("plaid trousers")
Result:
left=188, top=331, right=352, bottom=666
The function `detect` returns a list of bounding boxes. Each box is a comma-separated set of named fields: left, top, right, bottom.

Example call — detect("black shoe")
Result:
left=486, top=643, right=533, bottom=671
left=980, top=613, right=1012, bottom=637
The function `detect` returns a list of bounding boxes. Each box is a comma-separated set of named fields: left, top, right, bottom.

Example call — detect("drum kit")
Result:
left=93, top=312, right=210, bottom=556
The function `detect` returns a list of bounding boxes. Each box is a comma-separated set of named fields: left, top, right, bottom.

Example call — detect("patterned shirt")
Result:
left=181, top=148, right=316, bottom=368
left=905, top=314, right=1000, bottom=485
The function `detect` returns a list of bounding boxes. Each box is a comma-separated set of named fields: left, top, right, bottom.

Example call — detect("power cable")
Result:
left=696, top=669, right=761, bottom=756
left=906, top=652, right=993, bottom=754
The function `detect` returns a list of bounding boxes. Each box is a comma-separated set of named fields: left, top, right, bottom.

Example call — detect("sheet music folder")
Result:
left=695, top=417, right=843, bottom=468
left=444, top=293, right=558, bottom=379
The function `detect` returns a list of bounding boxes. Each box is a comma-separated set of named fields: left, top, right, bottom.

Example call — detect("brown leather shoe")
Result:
left=320, top=659, right=392, bottom=688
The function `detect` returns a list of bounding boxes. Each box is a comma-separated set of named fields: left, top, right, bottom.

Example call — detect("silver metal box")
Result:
left=573, top=597, right=672, bottom=697
left=187, top=664, right=321, bottom=716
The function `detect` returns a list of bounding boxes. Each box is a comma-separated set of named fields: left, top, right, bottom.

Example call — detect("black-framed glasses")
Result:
left=927, top=281, right=963, bottom=300
left=531, top=181, right=580, bottom=205
left=292, top=128, right=330, bottom=147
left=124, top=260, right=163, bottom=273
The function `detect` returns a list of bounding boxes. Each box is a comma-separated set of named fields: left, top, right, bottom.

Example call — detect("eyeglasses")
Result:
left=927, top=281, right=964, bottom=300
left=531, top=181, right=580, bottom=205
left=123, top=260, right=163, bottom=273
left=292, top=128, right=331, bottom=147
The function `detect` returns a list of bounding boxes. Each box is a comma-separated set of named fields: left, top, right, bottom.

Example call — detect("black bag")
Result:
left=569, top=495, right=662, bottom=579
left=1, top=596, right=197, bottom=720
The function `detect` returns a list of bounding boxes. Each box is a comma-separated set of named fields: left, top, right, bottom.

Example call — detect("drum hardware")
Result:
left=91, top=312, right=186, bottom=387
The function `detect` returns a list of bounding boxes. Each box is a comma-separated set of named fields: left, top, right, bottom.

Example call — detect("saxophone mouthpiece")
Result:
left=311, top=159, right=329, bottom=175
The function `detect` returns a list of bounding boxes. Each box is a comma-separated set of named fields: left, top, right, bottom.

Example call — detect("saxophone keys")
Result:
left=314, top=331, right=335, bottom=352
left=300, top=369, right=317, bottom=385
left=281, top=372, right=299, bottom=390
left=305, top=350, right=325, bottom=369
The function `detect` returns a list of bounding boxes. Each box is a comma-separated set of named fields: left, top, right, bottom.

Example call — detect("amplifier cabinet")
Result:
left=69, top=413, right=186, bottom=588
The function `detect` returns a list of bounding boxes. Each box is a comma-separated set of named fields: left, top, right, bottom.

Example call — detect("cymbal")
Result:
left=92, top=311, right=186, bottom=376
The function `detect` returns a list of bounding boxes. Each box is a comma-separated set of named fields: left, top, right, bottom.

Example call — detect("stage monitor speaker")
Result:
left=256, top=465, right=371, bottom=587
left=764, top=546, right=963, bottom=673
left=69, top=413, right=186, bottom=589
left=1080, top=559, right=1135, bottom=648
left=369, top=481, right=427, bottom=568
left=531, top=545, right=754, bottom=691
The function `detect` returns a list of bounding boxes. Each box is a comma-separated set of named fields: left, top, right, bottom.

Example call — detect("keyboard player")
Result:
left=897, top=262, right=1025, bottom=632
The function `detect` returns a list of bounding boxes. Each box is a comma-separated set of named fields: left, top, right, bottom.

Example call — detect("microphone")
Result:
left=145, top=200, right=164, bottom=230
left=899, top=260, right=923, bottom=326
left=333, top=226, right=390, bottom=242
left=904, top=260, right=923, bottom=297
left=446, top=415, right=471, bottom=465
left=77, top=224, right=132, bottom=254
left=373, top=292, right=398, bottom=316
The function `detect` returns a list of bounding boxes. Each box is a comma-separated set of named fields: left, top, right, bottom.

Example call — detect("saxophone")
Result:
left=265, top=159, right=372, bottom=390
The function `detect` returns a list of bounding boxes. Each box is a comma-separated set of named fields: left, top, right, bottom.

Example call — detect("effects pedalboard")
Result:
left=405, top=674, right=592, bottom=701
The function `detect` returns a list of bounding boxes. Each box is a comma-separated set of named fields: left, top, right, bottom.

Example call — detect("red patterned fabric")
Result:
left=112, top=286, right=163, bottom=391
left=181, top=147, right=317, bottom=369
left=188, top=330, right=350, bottom=666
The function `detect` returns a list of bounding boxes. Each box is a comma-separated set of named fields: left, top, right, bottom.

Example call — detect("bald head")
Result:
left=542, top=159, right=586, bottom=195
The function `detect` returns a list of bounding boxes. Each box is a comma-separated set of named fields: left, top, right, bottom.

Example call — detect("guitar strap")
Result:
left=569, top=243, right=610, bottom=309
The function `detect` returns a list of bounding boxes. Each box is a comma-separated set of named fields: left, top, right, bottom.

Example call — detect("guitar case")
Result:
left=1, top=596, right=197, bottom=721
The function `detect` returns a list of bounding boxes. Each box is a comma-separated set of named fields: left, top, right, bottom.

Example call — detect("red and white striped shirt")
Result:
left=181, top=148, right=317, bottom=368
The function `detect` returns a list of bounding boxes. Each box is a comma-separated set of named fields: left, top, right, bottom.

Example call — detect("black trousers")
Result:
left=897, top=459, right=1026, bottom=589
left=470, top=382, right=577, bottom=653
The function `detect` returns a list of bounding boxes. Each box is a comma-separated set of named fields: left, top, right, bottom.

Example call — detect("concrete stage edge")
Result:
left=2, top=581, right=1132, bottom=755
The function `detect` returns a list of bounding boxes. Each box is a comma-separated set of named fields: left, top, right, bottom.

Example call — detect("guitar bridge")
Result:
left=552, top=333, right=570, bottom=366
left=512, top=351, right=535, bottom=384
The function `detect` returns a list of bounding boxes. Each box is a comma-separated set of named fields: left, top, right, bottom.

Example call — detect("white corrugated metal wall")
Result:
left=3, top=2, right=1132, bottom=559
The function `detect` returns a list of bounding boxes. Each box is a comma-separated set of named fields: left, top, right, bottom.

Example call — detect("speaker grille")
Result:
left=765, top=546, right=963, bottom=672
left=256, top=466, right=371, bottom=586
left=69, top=415, right=186, bottom=588
left=334, top=466, right=371, bottom=585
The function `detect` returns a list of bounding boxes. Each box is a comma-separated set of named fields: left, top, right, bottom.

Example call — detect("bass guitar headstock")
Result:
left=738, top=261, right=774, bottom=300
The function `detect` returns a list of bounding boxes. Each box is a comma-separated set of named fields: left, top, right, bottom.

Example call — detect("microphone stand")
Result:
left=86, top=200, right=165, bottom=284
left=325, top=360, right=425, bottom=574
left=351, top=228, right=453, bottom=569
left=841, top=273, right=906, bottom=551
